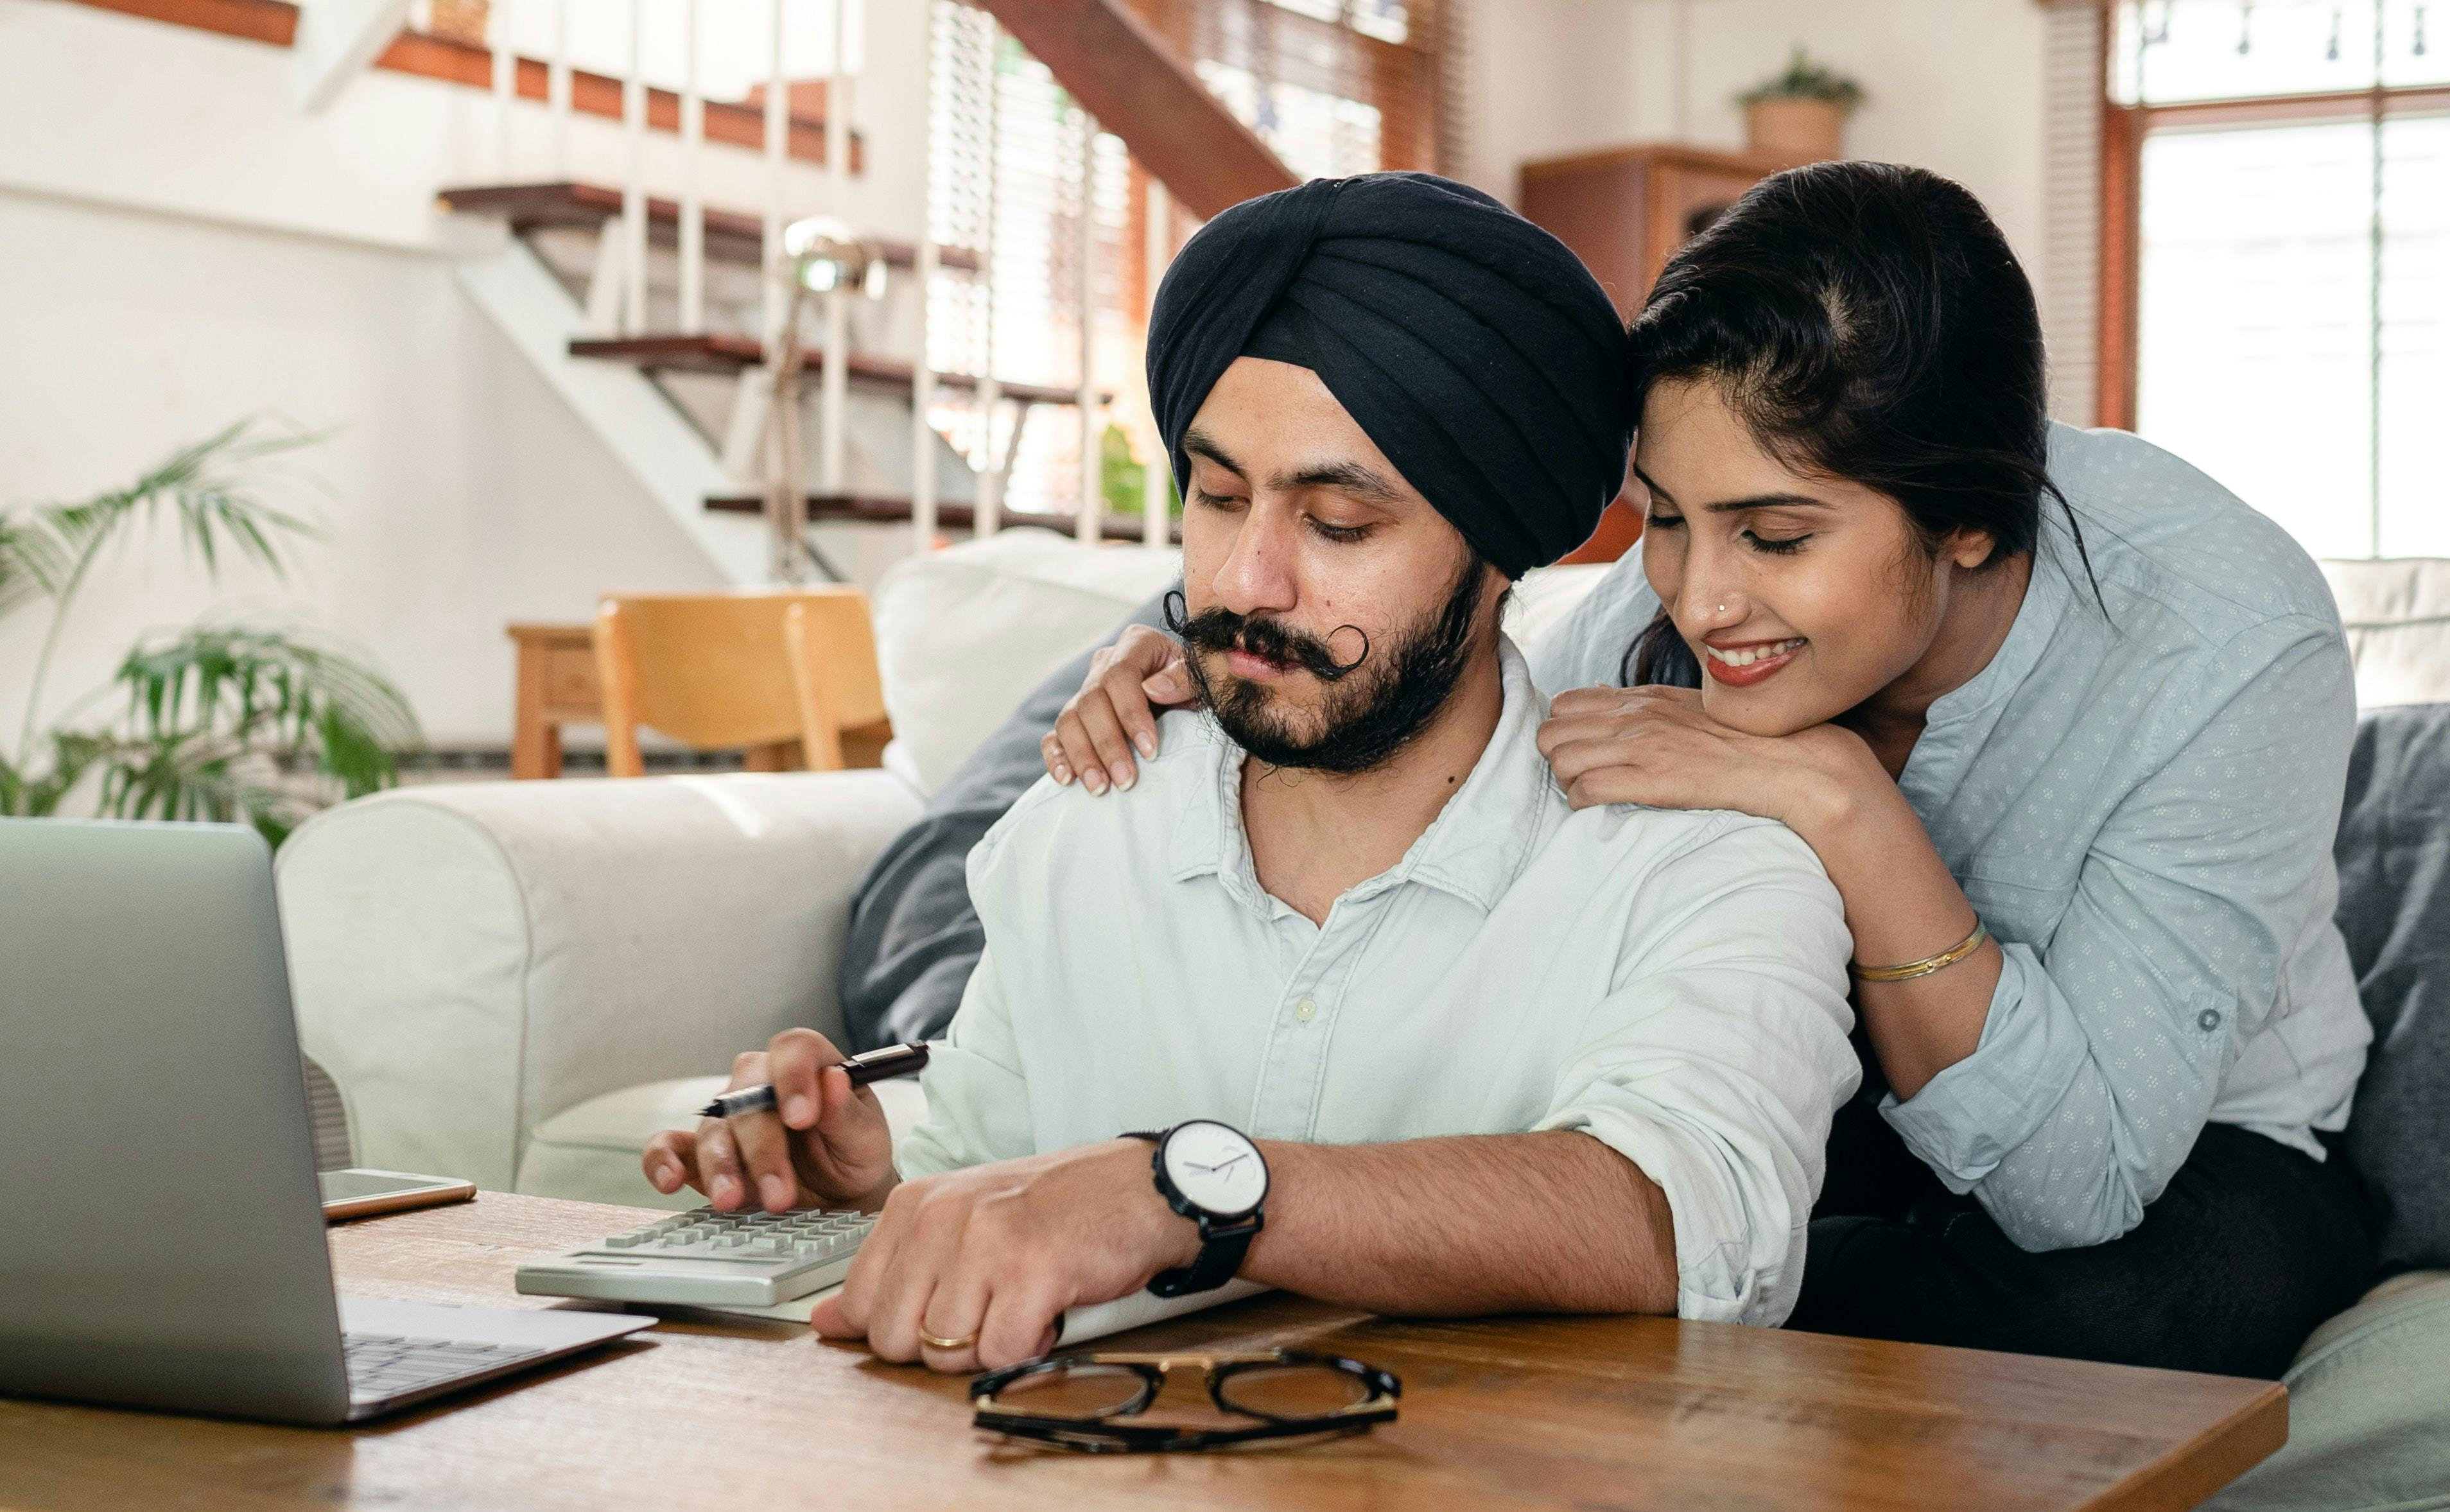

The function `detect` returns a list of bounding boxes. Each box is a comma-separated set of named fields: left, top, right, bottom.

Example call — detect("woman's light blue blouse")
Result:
left=1527, top=424, right=2372, bottom=1253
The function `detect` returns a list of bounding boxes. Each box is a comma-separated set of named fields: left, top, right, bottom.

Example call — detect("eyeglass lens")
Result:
left=1213, top=1362, right=1376, bottom=1419
left=989, top=1357, right=1376, bottom=1424
left=991, top=1363, right=1150, bottom=1421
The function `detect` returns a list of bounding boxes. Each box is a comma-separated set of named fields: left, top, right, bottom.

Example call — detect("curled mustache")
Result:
left=1162, top=590, right=1370, bottom=682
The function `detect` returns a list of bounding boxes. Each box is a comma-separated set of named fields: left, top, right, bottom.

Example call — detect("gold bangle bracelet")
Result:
left=1850, top=922, right=1990, bottom=983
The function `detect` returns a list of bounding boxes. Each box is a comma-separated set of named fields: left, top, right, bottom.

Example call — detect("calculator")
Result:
left=514, top=1205, right=878, bottom=1307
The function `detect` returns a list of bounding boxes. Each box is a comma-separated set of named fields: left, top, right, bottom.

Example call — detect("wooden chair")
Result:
left=593, top=589, right=892, bottom=778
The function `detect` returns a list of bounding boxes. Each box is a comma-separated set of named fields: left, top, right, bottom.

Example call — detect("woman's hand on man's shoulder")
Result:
left=1041, top=623, right=1200, bottom=795
left=1536, top=684, right=1877, bottom=836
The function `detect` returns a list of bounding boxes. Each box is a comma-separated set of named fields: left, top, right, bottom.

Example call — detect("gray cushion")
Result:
left=2334, top=702, right=2450, bottom=1274
left=2201, top=1272, right=2450, bottom=1512
left=837, top=592, right=1174, bottom=1050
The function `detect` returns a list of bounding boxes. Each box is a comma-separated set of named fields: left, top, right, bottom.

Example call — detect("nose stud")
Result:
left=1717, top=604, right=1727, bottom=614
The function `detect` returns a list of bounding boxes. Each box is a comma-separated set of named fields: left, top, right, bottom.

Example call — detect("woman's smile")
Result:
left=1701, top=634, right=1806, bottom=687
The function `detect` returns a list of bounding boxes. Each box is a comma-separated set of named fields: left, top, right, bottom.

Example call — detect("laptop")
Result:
left=0, top=818, right=652, bottom=1425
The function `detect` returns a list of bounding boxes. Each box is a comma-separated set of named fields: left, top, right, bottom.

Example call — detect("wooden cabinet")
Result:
left=1518, top=144, right=1795, bottom=319
left=1519, top=144, right=1797, bottom=564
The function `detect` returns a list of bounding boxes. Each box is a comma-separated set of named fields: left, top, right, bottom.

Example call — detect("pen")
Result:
left=697, top=1042, right=930, bottom=1120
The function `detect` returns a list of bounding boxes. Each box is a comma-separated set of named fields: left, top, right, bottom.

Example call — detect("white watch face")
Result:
left=1162, top=1122, right=1267, bottom=1218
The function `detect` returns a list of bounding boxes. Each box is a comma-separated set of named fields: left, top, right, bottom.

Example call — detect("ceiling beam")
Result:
left=969, top=0, right=1298, bottom=222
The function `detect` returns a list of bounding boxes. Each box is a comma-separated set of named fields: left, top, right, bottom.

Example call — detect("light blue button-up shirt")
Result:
left=901, top=641, right=1863, bottom=1325
left=1528, top=424, right=2372, bottom=1252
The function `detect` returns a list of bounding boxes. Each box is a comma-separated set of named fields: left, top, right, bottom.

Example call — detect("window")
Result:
left=924, top=0, right=1456, bottom=526
left=1134, top=0, right=1450, bottom=178
left=927, top=5, right=1133, bottom=519
left=2109, top=0, right=2450, bottom=558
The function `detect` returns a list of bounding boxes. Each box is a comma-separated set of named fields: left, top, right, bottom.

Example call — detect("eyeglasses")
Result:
left=970, top=1348, right=1401, bottom=1454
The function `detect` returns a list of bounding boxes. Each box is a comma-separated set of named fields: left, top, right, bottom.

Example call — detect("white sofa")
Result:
left=277, top=527, right=1608, bottom=1205
left=278, top=534, right=2450, bottom=1509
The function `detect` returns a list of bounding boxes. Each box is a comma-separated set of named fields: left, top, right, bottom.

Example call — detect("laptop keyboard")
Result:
left=343, top=1332, right=543, bottom=1400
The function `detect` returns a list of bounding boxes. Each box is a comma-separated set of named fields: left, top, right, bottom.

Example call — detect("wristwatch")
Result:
left=1124, top=1120, right=1269, bottom=1297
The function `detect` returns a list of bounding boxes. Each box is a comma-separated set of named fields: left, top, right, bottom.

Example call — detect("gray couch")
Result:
left=2205, top=699, right=2450, bottom=1512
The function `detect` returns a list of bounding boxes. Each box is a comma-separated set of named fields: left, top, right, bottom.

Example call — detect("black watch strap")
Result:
left=1149, top=1216, right=1259, bottom=1298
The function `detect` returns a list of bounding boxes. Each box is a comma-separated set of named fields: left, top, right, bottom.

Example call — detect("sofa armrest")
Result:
left=275, top=771, right=925, bottom=1191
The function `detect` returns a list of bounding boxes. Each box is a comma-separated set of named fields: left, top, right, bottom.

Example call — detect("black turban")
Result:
left=1146, top=171, right=1634, bottom=579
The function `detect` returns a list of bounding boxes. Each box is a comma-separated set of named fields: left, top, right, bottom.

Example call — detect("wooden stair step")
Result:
left=440, top=182, right=980, bottom=273
left=706, top=492, right=1180, bottom=546
left=570, top=335, right=1106, bottom=407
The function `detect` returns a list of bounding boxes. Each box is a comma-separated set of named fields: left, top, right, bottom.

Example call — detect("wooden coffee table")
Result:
left=0, top=1192, right=2284, bottom=1511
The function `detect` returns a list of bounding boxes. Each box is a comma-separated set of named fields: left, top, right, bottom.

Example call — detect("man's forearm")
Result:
left=1240, top=1131, right=1678, bottom=1317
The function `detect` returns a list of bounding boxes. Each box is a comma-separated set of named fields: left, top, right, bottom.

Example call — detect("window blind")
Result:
left=2041, top=1, right=2107, bottom=427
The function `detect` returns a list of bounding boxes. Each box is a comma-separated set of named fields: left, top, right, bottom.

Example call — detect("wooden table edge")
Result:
left=2076, top=1378, right=2288, bottom=1512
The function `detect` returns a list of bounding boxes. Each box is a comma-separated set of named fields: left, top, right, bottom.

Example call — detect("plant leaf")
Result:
left=103, top=621, right=422, bottom=826
left=0, top=419, right=326, bottom=608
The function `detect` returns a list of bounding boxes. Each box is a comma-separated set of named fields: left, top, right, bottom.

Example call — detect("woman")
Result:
left=1041, top=161, right=2374, bottom=1377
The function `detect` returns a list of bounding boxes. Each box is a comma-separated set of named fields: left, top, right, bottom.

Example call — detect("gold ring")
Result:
left=918, top=1328, right=977, bottom=1353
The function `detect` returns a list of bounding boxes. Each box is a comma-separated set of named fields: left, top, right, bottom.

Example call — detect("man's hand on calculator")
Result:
left=643, top=1029, right=898, bottom=1213
left=642, top=1028, right=1203, bottom=1375
left=808, top=1138, right=1200, bottom=1373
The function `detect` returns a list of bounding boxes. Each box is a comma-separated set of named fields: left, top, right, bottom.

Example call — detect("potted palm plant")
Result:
left=1739, top=48, right=1866, bottom=165
left=0, top=421, right=421, bottom=844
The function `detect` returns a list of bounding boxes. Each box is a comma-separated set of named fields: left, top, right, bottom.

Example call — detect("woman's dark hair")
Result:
left=1620, top=160, right=2095, bottom=688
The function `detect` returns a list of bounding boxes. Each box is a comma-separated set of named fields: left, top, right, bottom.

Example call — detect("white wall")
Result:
left=0, top=0, right=930, bottom=259
left=0, top=188, right=729, bottom=750
left=0, top=0, right=941, bottom=755
left=1459, top=0, right=1643, bottom=197
left=1458, top=0, right=2049, bottom=270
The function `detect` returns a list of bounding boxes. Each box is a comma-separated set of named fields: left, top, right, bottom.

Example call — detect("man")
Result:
left=646, top=173, right=1858, bottom=1373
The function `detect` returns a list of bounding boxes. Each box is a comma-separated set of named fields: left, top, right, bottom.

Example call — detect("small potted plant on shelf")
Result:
left=1738, top=48, right=1866, bottom=165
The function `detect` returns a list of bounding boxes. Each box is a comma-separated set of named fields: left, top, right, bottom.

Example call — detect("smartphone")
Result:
left=318, top=1167, right=478, bottom=1222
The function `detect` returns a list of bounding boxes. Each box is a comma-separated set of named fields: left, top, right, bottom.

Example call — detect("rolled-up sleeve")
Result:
left=1881, top=619, right=2357, bottom=1251
left=1538, top=817, right=1859, bottom=1326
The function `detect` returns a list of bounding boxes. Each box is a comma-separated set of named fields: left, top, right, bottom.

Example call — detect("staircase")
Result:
left=437, top=173, right=1158, bottom=585
left=46, top=0, right=1287, bottom=587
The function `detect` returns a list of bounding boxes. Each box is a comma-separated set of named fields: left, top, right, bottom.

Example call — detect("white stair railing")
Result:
left=910, top=1, right=940, bottom=555
left=452, top=0, right=1181, bottom=575
left=819, top=0, right=853, bottom=498
left=491, top=0, right=516, bottom=177
left=621, top=0, right=648, bottom=336
left=974, top=8, right=1004, bottom=539
left=1075, top=115, right=1101, bottom=544
left=678, top=0, right=706, bottom=337
left=761, top=0, right=789, bottom=363
left=549, top=0, right=572, bottom=176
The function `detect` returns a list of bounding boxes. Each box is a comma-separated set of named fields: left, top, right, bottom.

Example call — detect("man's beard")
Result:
left=1169, top=557, right=1488, bottom=776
